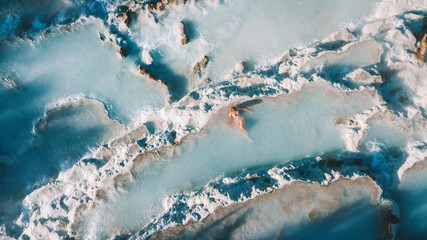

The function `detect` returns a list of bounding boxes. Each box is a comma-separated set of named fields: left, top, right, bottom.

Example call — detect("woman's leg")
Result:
left=237, top=119, right=246, bottom=134
left=238, top=119, right=252, bottom=142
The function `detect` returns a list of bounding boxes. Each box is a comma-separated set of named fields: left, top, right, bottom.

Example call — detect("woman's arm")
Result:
left=228, top=113, right=232, bottom=127
left=239, top=107, right=253, bottom=113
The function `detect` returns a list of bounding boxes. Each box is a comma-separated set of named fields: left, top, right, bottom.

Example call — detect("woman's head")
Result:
left=230, top=106, right=237, bottom=112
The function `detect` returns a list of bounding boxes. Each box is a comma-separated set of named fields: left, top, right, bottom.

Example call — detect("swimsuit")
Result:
left=232, top=112, right=243, bottom=125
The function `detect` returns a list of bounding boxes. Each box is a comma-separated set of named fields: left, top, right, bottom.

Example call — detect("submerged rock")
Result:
left=345, top=68, right=382, bottom=84
left=321, top=28, right=356, bottom=43
left=1, top=73, right=22, bottom=90
left=33, top=97, right=124, bottom=134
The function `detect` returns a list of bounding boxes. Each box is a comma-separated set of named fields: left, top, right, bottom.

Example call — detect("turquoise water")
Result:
left=164, top=181, right=380, bottom=240
left=262, top=199, right=379, bottom=240
left=0, top=101, right=124, bottom=225
left=394, top=166, right=427, bottom=239
left=1, top=0, right=426, bottom=239
left=0, top=22, right=165, bottom=213
left=81, top=83, right=377, bottom=237
left=0, top=22, right=166, bottom=125
left=131, top=0, right=380, bottom=85
left=361, top=120, right=410, bottom=152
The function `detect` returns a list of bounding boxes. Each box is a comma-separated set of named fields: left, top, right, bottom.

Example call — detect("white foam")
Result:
left=374, top=0, right=427, bottom=19
left=130, top=153, right=386, bottom=239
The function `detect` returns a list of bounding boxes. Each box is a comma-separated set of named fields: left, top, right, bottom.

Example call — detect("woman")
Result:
left=228, top=106, right=253, bottom=142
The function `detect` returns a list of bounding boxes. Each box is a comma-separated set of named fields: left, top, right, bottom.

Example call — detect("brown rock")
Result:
left=178, top=21, right=189, bottom=45
left=138, top=65, right=147, bottom=75
left=156, top=1, right=165, bottom=11
left=193, top=56, right=209, bottom=75
left=415, top=34, right=427, bottom=63
left=147, top=3, right=155, bottom=11
left=118, top=47, right=127, bottom=58
left=118, top=9, right=132, bottom=26
left=137, top=65, right=169, bottom=88
left=148, top=0, right=186, bottom=11
left=138, top=65, right=157, bottom=81
left=181, top=35, right=189, bottom=45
